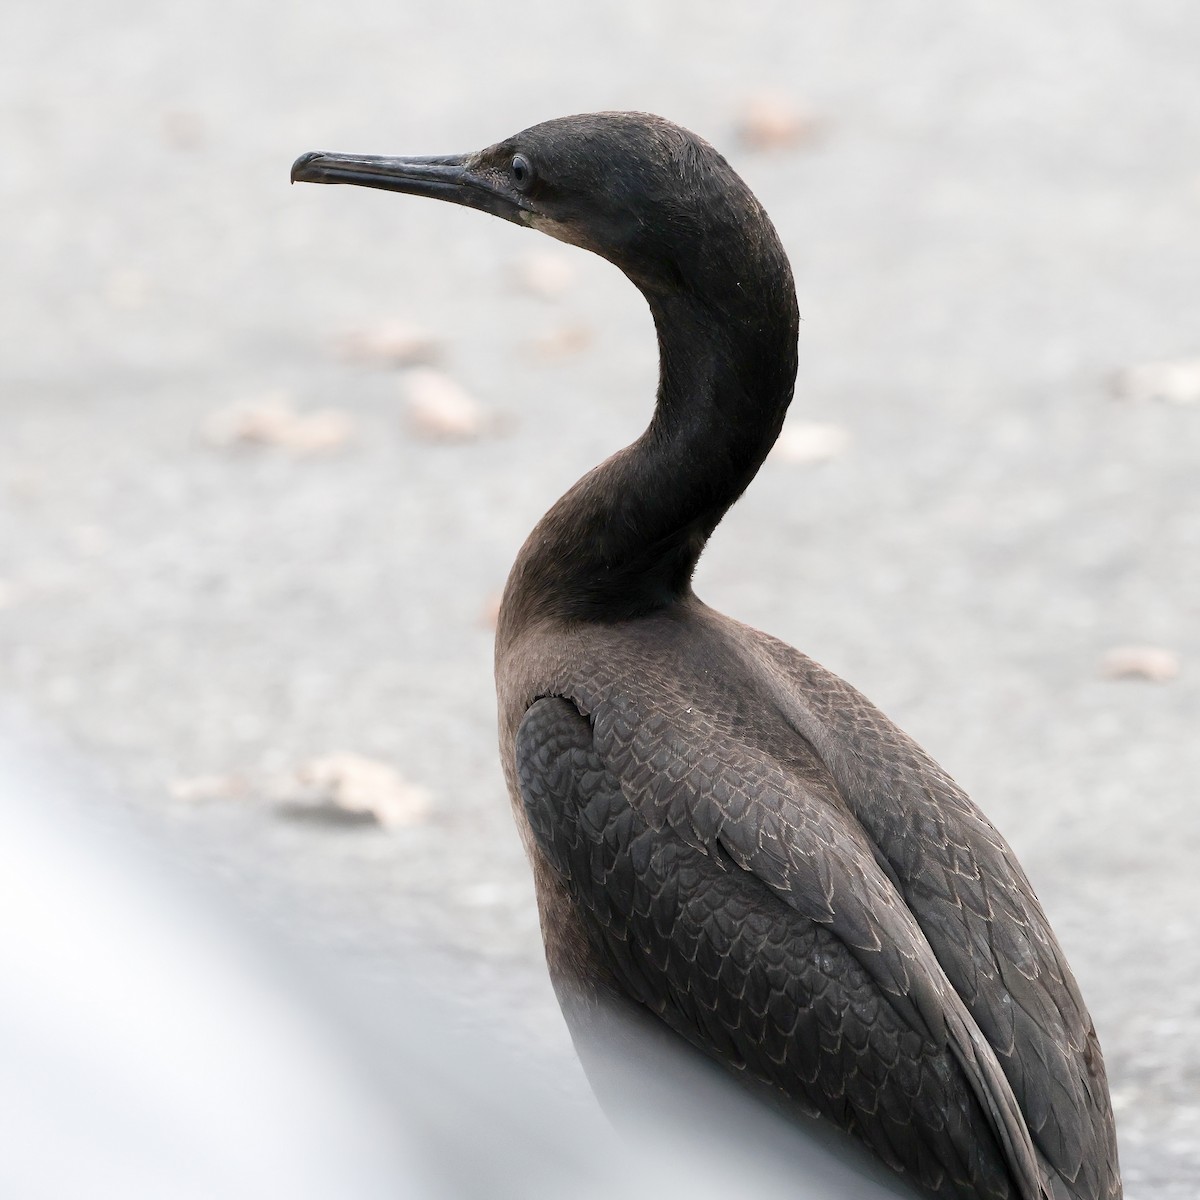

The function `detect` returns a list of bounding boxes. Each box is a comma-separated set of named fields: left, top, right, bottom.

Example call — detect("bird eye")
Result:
left=510, top=154, right=535, bottom=191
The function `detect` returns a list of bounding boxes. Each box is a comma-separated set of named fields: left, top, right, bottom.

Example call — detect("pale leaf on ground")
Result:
left=5, top=469, right=44, bottom=500
left=168, top=774, right=250, bottom=802
left=1112, top=358, right=1200, bottom=405
left=282, top=754, right=431, bottom=828
left=105, top=269, right=150, bottom=311
left=71, top=524, right=111, bottom=557
left=405, top=368, right=484, bottom=440
left=736, top=94, right=822, bottom=151
left=170, top=757, right=430, bottom=829
left=161, top=110, right=206, bottom=150
left=523, top=324, right=593, bottom=362
left=479, top=592, right=503, bottom=630
left=202, top=392, right=354, bottom=455
left=337, top=320, right=440, bottom=367
left=1101, top=645, right=1181, bottom=682
left=770, top=422, right=851, bottom=465
left=513, top=252, right=575, bottom=298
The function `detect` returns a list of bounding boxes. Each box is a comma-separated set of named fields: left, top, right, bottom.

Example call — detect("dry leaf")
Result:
left=524, top=324, right=593, bottom=362
left=736, top=94, right=821, bottom=151
left=282, top=753, right=431, bottom=828
left=337, top=320, right=440, bottom=367
left=770, top=422, right=851, bottom=465
left=479, top=591, right=503, bottom=629
left=167, top=756, right=429, bottom=829
left=203, top=392, right=354, bottom=454
left=1113, top=358, right=1200, bottom=405
left=514, top=252, right=575, bottom=298
left=405, top=368, right=483, bottom=440
left=105, top=269, right=150, bottom=311
left=5, top=469, right=44, bottom=500
left=162, top=111, right=206, bottom=150
left=1101, top=645, right=1180, bottom=683
left=71, top=524, right=110, bottom=557
left=169, top=774, right=249, bottom=802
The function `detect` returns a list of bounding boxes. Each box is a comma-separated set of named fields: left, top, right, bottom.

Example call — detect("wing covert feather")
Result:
left=748, top=634, right=1120, bottom=1198
left=517, top=695, right=1046, bottom=1200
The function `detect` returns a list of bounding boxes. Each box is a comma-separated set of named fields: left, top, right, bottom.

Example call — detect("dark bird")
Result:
left=291, top=113, right=1121, bottom=1200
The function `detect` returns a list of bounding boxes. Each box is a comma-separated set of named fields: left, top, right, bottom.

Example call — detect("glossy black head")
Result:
left=292, top=112, right=790, bottom=304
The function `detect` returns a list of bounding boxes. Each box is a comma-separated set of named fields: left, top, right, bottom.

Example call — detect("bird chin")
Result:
left=525, top=211, right=591, bottom=251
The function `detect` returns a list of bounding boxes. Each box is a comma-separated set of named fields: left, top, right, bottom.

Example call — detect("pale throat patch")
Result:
left=525, top=211, right=583, bottom=249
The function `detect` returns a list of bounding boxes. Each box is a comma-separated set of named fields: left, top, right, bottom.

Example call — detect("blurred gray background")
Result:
left=3, top=2, right=1197, bottom=1195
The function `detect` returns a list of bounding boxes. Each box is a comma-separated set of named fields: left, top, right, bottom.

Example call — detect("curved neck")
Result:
left=501, top=264, right=799, bottom=633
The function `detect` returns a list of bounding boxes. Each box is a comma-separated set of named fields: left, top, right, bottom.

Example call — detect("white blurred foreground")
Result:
left=0, top=715, right=919, bottom=1199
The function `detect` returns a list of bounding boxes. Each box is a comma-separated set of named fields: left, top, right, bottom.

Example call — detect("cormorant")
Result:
left=291, top=113, right=1121, bottom=1200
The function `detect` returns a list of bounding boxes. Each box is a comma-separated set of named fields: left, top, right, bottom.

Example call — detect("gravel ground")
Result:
left=4, top=2, right=1198, bottom=1194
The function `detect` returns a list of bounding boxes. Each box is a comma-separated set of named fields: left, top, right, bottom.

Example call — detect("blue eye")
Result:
left=510, top=154, right=535, bottom=190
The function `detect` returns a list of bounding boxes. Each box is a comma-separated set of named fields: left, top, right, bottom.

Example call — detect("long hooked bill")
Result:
left=290, top=150, right=532, bottom=223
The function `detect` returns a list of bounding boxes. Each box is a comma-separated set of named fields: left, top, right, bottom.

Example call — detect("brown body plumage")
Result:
left=293, top=111, right=1121, bottom=1199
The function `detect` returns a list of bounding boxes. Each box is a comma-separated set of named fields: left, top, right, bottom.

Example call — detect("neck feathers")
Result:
left=501, top=218, right=799, bottom=632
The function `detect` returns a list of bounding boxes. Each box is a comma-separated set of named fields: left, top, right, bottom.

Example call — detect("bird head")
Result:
left=291, top=112, right=782, bottom=302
